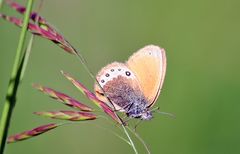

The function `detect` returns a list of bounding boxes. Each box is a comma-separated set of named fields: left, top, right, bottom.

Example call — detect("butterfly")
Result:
left=94, top=45, right=166, bottom=120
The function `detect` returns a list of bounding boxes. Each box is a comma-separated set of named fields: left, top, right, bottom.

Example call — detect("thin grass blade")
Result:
left=20, top=0, right=44, bottom=81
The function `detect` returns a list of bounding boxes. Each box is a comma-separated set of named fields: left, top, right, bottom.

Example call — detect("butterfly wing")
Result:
left=126, top=45, right=166, bottom=107
left=94, top=62, right=143, bottom=111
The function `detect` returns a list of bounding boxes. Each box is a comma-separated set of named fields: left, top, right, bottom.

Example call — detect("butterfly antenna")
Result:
left=151, top=107, right=175, bottom=119
left=156, top=111, right=176, bottom=119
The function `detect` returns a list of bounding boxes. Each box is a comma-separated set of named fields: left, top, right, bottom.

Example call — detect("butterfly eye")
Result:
left=125, top=71, right=131, bottom=76
left=105, top=73, right=110, bottom=77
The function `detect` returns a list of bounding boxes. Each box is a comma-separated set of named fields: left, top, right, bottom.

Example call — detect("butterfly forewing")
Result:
left=127, top=45, right=166, bottom=107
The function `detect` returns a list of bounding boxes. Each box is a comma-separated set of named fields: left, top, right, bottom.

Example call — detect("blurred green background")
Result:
left=1, top=0, right=240, bottom=154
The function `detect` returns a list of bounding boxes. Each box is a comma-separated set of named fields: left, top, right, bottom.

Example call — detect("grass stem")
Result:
left=0, top=0, right=34, bottom=153
left=121, top=125, right=138, bottom=154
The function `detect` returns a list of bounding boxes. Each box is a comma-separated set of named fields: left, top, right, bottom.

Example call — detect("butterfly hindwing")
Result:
left=94, top=62, right=143, bottom=111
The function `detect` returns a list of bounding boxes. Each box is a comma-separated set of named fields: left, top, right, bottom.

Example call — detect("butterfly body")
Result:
left=94, top=45, right=166, bottom=120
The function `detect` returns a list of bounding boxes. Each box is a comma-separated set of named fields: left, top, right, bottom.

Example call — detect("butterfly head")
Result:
left=140, top=110, right=153, bottom=120
left=126, top=100, right=153, bottom=121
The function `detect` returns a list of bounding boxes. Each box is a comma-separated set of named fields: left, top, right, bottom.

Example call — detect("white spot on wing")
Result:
left=99, top=66, right=135, bottom=87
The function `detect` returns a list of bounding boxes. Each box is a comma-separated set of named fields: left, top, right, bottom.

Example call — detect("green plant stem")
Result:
left=121, top=125, right=138, bottom=154
left=20, top=0, right=43, bottom=81
left=127, top=126, right=151, bottom=154
left=0, top=0, right=34, bottom=153
left=20, top=35, right=34, bottom=81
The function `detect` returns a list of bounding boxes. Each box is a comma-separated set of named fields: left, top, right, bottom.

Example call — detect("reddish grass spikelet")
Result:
left=33, top=84, right=93, bottom=112
left=7, top=123, right=59, bottom=143
left=34, top=111, right=97, bottom=121
left=6, top=0, right=45, bottom=22
left=61, top=71, right=122, bottom=124
left=6, top=0, right=51, bottom=30
left=0, top=1, right=76, bottom=54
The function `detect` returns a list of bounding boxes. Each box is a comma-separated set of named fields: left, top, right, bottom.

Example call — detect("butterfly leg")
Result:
left=134, top=119, right=142, bottom=132
left=121, top=115, right=132, bottom=126
left=113, top=102, right=134, bottom=112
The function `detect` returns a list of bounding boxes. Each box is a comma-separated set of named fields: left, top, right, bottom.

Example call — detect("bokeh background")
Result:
left=1, top=0, right=240, bottom=154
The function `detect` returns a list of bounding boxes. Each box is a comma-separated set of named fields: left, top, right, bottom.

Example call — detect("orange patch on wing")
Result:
left=127, top=45, right=166, bottom=107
